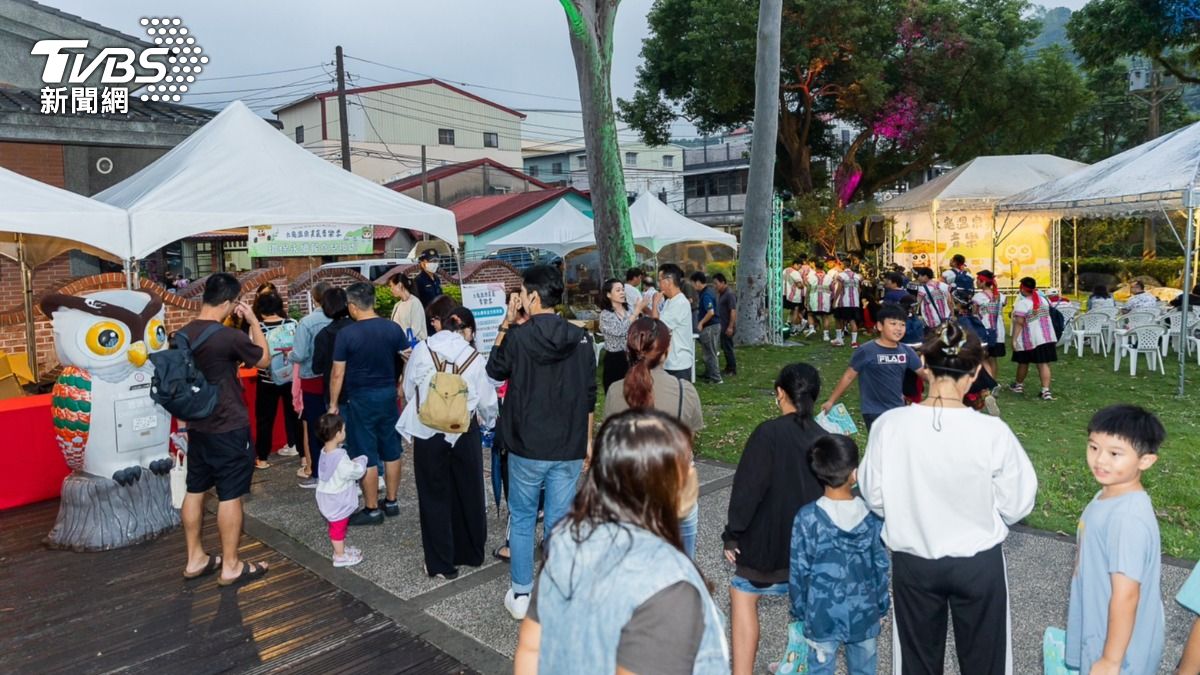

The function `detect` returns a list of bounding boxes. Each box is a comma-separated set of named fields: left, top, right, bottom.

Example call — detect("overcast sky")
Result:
left=45, top=0, right=1091, bottom=143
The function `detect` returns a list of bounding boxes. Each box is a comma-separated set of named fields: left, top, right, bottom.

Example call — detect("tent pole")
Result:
left=1072, top=217, right=1078, bottom=297
left=17, top=235, right=37, bottom=379
left=1180, top=193, right=1190, bottom=393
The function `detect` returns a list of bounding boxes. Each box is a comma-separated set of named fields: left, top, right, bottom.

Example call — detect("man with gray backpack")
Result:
left=169, top=273, right=271, bottom=587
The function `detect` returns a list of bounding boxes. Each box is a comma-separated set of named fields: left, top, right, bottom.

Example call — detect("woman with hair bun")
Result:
left=971, top=270, right=1006, bottom=379
left=722, top=363, right=825, bottom=675
left=513, top=409, right=730, bottom=675
left=858, top=322, right=1038, bottom=674
left=603, top=317, right=704, bottom=558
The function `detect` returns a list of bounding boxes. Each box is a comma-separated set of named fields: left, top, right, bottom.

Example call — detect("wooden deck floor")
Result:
left=0, top=500, right=473, bottom=674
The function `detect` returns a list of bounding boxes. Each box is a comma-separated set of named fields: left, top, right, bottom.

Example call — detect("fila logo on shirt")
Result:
left=877, top=353, right=907, bottom=365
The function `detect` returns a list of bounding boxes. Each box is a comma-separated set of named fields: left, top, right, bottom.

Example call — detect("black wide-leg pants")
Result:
left=891, top=543, right=1011, bottom=675
left=412, top=421, right=486, bottom=575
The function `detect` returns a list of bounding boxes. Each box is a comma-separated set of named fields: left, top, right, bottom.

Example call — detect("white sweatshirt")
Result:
left=396, top=331, right=498, bottom=444
left=858, top=405, right=1038, bottom=559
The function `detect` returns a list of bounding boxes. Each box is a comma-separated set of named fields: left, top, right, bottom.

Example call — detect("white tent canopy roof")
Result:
left=94, top=101, right=457, bottom=259
left=998, top=121, right=1200, bottom=217
left=0, top=164, right=129, bottom=258
left=484, top=199, right=596, bottom=257
left=486, top=193, right=739, bottom=257
left=879, top=154, right=1088, bottom=213
left=628, top=191, right=738, bottom=253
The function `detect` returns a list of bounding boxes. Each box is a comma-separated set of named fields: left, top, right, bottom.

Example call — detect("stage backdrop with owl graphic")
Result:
left=39, top=290, right=179, bottom=551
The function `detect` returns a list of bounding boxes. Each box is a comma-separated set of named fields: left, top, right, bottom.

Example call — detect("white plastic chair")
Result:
left=1114, top=324, right=1166, bottom=376
left=1072, top=312, right=1111, bottom=358
left=1056, top=305, right=1079, bottom=349
left=1160, top=310, right=1200, bottom=356
left=1119, top=310, right=1158, bottom=329
left=1189, top=335, right=1200, bottom=365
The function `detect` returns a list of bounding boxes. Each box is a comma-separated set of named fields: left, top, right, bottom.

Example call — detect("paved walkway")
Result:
left=242, top=452, right=1197, bottom=675
left=0, top=499, right=471, bottom=674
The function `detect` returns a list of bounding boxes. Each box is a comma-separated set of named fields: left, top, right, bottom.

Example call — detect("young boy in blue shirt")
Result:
left=1066, top=405, right=1165, bottom=675
left=790, top=434, right=888, bottom=675
left=822, top=303, right=921, bottom=430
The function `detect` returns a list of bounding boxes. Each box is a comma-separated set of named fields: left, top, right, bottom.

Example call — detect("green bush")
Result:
left=374, top=284, right=398, bottom=317
left=706, top=260, right=736, bottom=283
left=443, top=284, right=462, bottom=303
left=1068, top=257, right=1186, bottom=286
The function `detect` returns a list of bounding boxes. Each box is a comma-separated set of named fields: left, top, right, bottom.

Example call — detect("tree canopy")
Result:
left=1067, top=0, right=1200, bottom=84
left=620, top=0, right=1087, bottom=204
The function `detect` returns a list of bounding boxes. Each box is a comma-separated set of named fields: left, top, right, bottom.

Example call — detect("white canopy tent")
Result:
left=998, top=120, right=1200, bottom=396
left=628, top=191, right=738, bottom=253
left=879, top=155, right=1086, bottom=288
left=94, top=100, right=458, bottom=269
left=0, top=166, right=130, bottom=376
left=485, top=193, right=738, bottom=259
left=483, top=199, right=596, bottom=257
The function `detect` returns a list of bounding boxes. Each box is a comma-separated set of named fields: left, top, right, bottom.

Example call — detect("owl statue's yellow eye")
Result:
left=146, top=319, right=166, bottom=350
left=86, top=321, right=127, bottom=356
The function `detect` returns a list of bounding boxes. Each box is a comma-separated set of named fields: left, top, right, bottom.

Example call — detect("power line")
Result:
left=199, top=64, right=328, bottom=81
left=344, top=54, right=580, bottom=103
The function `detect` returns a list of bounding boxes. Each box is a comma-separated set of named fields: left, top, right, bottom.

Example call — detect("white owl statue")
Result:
left=40, top=290, right=179, bottom=551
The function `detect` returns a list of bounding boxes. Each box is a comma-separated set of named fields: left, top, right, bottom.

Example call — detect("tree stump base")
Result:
left=44, top=471, right=180, bottom=552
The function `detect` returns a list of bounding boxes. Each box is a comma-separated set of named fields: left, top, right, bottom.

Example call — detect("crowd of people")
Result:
left=166, top=251, right=1199, bottom=675
left=785, top=253, right=1060, bottom=407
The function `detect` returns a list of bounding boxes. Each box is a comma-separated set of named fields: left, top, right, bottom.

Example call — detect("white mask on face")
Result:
left=426, top=262, right=439, bottom=274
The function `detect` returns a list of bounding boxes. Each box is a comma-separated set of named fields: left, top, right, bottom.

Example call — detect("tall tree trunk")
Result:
left=736, top=0, right=782, bottom=345
left=559, top=0, right=636, bottom=279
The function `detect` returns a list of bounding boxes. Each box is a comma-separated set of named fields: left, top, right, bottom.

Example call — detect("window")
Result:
left=551, top=162, right=563, bottom=175
left=527, top=165, right=539, bottom=177
left=576, top=154, right=587, bottom=169
left=483, top=132, right=499, bottom=148
left=662, top=155, right=674, bottom=168
left=438, top=128, right=455, bottom=145
left=625, top=152, right=638, bottom=166
left=294, top=125, right=304, bottom=144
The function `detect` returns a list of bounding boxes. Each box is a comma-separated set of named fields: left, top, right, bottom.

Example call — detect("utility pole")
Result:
left=420, top=144, right=428, bottom=203
left=1130, top=59, right=1181, bottom=260
left=335, top=45, right=351, bottom=172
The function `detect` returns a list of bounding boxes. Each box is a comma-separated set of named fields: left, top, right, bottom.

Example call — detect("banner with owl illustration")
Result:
left=889, top=209, right=1053, bottom=288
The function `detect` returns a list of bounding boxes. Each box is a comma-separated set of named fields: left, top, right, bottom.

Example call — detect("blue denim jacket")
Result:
left=789, top=501, right=890, bottom=643
left=537, top=522, right=730, bottom=674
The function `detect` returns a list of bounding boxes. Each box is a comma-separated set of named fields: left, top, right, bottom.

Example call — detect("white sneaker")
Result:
left=830, top=339, right=845, bottom=347
left=984, top=394, right=1001, bottom=417
left=505, top=589, right=530, bottom=620
left=277, top=445, right=299, bottom=457
left=333, top=549, right=363, bottom=568
left=377, top=475, right=387, bottom=492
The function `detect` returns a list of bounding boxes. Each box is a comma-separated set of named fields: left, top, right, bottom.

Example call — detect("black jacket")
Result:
left=722, top=414, right=826, bottom=583
left=313, top=317, right=353, bottom=404
left=486, top=314, right=596, bottom=461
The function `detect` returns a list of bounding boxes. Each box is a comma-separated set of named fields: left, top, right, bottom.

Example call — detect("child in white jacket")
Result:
left=315, top=414, right=367, bottom=567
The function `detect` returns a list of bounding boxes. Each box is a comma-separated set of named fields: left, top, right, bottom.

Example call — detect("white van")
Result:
left=318, top=258, right=415, bottom=281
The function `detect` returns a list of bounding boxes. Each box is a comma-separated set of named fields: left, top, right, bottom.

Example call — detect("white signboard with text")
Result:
left=462, top=283, right=508, bottom=355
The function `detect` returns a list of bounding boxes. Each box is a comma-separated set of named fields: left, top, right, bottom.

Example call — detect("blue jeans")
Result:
left=508, top=454, right=583, bottom=593
left=680, top=503, right=699, bottom=560
left=807, top=637, right=877, bottom=675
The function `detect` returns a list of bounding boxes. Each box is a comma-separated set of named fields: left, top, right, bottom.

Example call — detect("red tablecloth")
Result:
left=1, top=370, right=289, bottom=510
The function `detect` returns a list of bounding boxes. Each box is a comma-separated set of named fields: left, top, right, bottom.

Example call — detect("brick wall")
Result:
left=0, top=268, right=291, bottom=378
left=456, top=260, right=522, bottom=293
left=288, top=268, right=370, bottom=313
left=0, top=142, right=66, bottom=188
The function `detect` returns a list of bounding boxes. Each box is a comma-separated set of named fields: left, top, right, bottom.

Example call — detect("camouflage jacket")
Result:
left=789, top=501, right=890, bottom=643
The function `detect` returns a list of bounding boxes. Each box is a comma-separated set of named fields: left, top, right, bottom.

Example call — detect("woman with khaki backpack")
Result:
left=397, top=305, right=499, bottom=579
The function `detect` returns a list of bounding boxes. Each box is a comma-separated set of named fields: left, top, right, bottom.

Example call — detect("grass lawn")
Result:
left=600, top=338, right=1200, bottom=560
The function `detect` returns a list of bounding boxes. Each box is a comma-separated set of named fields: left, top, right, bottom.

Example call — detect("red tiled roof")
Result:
left=384, top=158, right=552, bottom=192
left=449, top=188, right=589, bottom=236
left=188, top=226, right=398, bottom=240
left=272, top=79, right=526, bottom=119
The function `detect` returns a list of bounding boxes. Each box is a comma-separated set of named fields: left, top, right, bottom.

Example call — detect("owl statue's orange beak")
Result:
left=127, top=341, right=148, bottom=368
